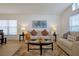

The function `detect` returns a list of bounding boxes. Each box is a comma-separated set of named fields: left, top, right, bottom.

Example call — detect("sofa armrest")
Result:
left=72, top=41, right=79, bottom=56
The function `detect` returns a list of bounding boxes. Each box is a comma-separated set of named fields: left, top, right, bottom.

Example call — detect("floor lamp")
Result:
left=52, top=25, right=57, bottom=42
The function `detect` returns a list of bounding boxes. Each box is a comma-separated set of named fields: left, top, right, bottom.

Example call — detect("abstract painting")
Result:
left=32, top=20, right=47, bottom=28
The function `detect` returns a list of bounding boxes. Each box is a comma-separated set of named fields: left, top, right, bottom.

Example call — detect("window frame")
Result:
left=69, top=14, right=79, bottom=32
left=0, top=20, right=17, bottom=35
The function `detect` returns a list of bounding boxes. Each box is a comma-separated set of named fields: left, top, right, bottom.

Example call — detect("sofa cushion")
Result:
left=41, top=29, right=48, bottom=36
left=57, top=38, right=65, bottom=44
left=31, top=36, right=50, bottom=39
left=63, top=39, right=73, bottom=50
left=57, top=38, right=73, bottom=50
left=70, top=32, right=79, bottom=37
left=76, top=36, right=79, bottom=41
left=68, top=35, right=76, bottom=42
left=31, top=29, right=37, bottom=36
left=63, top=32, right=71, bottom=39
left=70, top=32, right=79, bottom=41
left=37, top=30, right=41, bottom=36
left=40, top=36, right=51, bottom=39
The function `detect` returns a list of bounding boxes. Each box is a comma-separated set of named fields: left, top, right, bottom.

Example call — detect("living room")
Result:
left=0, top=3, right=70, bottom=40
left=0, top=2, right=79, bottom=57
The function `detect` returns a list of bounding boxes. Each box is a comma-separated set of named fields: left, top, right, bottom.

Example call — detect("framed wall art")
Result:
left=32, top=20, right=47, bottom=28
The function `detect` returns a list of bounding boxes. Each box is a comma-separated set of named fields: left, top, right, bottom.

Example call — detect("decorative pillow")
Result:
left=30, top=29, right=37, bottom=36
left=25, top=32, right=31, bottom=40
left=76, top=36, right=79, bottom=41
left=37, top=30, right=41, bottom=36
left=41, top=29, right=48, bottom=36
left=68, top=35, right=75, bottom=42
left=63, top=32, right=71, bottom=39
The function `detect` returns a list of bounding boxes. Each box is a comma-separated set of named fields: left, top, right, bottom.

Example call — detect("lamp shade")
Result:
left=21, top=24, right=26, bottom=32
left=21, top=27, right=26, bottom=31
left=53, top=27, right=56, bottom=31
left=51, top=25, right=56, bottom=32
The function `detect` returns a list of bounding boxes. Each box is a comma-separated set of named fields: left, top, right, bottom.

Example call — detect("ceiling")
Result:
left=0, top=3, right=71, bottom=15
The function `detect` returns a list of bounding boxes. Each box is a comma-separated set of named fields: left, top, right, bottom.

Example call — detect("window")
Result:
left=0, top=20, right=17, bottom=35
left=8, top=20, right=17, bottom=35
left=69, top=14, right=79, bottom=32
left=0, top=20, right=8, bottom=35
left=72, top=3, right=79, bottom=11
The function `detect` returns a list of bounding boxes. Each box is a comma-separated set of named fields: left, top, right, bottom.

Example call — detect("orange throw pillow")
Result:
left=25, top=32, right=31, bottom=40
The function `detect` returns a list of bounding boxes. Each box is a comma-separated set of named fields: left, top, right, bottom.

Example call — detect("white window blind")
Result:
left=69, top=14, right=79, bottom=32
left=8, top=20, right=17, bottom=35
left=0, top=20, right=17, bottom=35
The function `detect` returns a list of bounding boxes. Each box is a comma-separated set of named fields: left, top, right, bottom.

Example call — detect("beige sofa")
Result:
left=57, top=32, right=79, bottom=56
left=29, top=29, right=52, bottom=40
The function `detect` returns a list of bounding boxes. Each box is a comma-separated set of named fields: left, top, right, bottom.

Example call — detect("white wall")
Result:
left=60, top=5, right=79, bottom=36
left=0, top=14, right=59, bottom=40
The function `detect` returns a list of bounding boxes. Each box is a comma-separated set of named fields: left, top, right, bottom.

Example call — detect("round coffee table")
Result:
left=27, top=41, right=53, bottom=55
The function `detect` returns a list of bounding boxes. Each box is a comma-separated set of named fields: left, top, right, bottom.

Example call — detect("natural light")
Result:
left=0, top=20, right=17, bottom=35
left=69, top=14, right=79, bottom=32
left=72, top=3, right=79, bottom=11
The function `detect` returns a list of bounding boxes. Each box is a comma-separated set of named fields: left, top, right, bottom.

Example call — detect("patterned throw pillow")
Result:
left=41, top=29, right=48, bottom=36
left=31, top=29, right=37, bottom=36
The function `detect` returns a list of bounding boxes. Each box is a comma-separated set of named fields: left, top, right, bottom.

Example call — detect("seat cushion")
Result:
left=40, top=36, right=50, bottom=39
left=57, top=38, right=73, bottom=50
left=57, top=38, right=65, bottom=44
left=63, top=39, right=73, bottom=50
left=31, top=36, right=39, bottom=39
left=31, top=36, right=50, bottom=39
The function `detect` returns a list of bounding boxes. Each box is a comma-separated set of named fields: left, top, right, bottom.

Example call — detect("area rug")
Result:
left=14, top=42, right=68, bottom=56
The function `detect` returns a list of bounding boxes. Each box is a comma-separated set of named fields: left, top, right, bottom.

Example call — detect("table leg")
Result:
left=40, top=45, right=42, bottom=56
left=52, top=43, right=53, bottom=50
left=23, top=35, right=24, bottom=41
left=4, top=38, right=7, bottom=44
left=55, top=36, right=56, bottom=42
left=28, top=43, right=29, bottom=51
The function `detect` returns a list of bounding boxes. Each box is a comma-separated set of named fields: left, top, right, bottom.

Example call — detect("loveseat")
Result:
left=57, top=32, right=79, bottom=56
left=29, top=29, right=52, bottom=40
